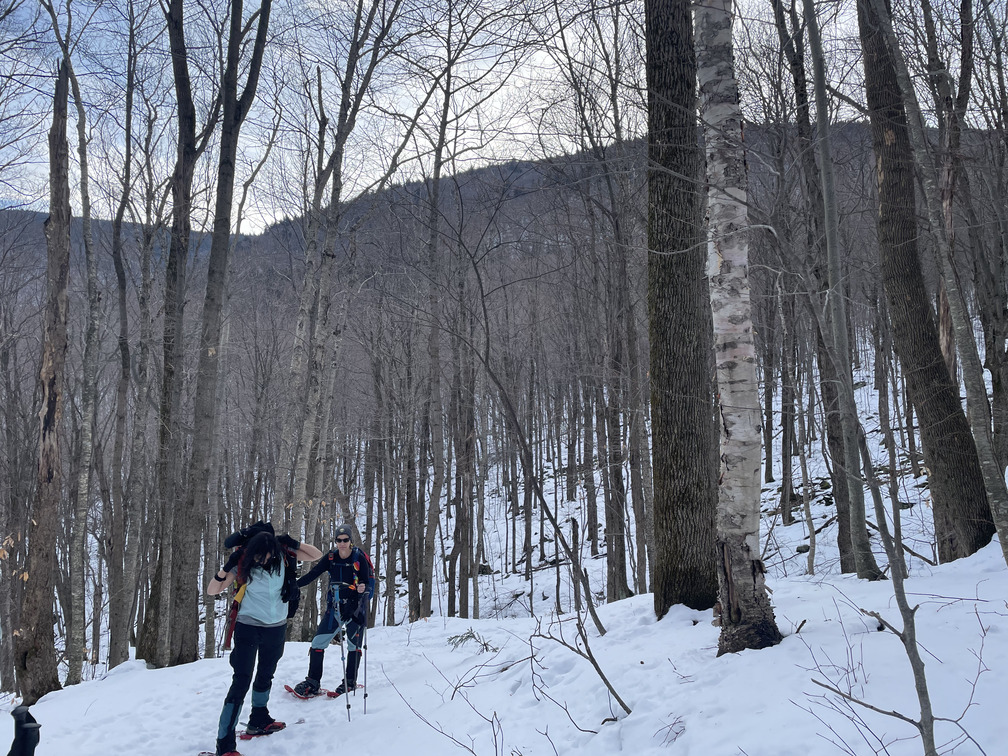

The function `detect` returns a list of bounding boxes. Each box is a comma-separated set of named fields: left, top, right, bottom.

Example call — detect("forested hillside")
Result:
left=3, top=7, right=1008, bottom=755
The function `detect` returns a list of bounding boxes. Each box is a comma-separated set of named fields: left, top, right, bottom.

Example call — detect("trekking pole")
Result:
left=336, top=602, right=351, bottom=722
left=214, top=605, right=225, bottom=657
left=362, top=621, right=368, bottom=715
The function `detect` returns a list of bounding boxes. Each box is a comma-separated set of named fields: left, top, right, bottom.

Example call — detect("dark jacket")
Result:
left=297, top=546, right=374, bottom=620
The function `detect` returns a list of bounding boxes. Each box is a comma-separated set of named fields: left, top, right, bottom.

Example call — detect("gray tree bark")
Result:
left=15, top=59, right=70, bottom=705
left=646, top=0, right=718, bottom=617
left=106, top=0, right=139, bottom=672
left=805, top=0, right=882, bottom=580
left=770, top=0, right=856, bottom=572
left=138, top=0, right=222, bottom=667
left=857, top=0, right=1000, bottom=563
left=41, top=1, right=101, bottom=683
left=184, top=0, right=273, bottom=661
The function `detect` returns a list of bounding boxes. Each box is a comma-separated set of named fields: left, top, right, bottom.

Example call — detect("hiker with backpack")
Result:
left=291, top=523, right=374, bottom=700
left=207, top=523, right=321, bottom=756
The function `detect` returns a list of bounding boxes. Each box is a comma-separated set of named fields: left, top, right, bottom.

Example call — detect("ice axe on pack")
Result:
left=7, top=706, right=40, bottom=756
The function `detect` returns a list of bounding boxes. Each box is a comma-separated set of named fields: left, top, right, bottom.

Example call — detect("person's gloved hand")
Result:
left=223, top=530, right=245, bottom=549
left=352, top=596, right=368, bottom=624
left=224, top=521, right=275, bottom=549
left=222, top=550, right=241, bottom=575
left=278, top=534, right=299, bottom=552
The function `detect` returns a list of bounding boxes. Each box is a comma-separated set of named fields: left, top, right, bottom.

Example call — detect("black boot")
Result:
left=308, top=647, right=324, bottom=682
left=247, top=707, right=274, bottom=728
left=293, top=648, right=325, bottom=697
left=292, top=678, right=320, bottom=697
left=245, top=707, right=285, bottom=736
left=334, top=650, right=362, bottom=695
left=345, top=649, right=361, bottom=687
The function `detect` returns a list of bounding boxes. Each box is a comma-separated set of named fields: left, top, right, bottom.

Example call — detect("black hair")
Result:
left=239, top=530, right=283, bottom=579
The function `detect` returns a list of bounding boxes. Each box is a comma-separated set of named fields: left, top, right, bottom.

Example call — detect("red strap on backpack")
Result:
left=223, top=578, right=247, bottom=649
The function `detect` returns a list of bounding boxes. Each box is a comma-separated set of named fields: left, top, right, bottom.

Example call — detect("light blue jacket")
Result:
left=236, top=566, right=287, bottom=627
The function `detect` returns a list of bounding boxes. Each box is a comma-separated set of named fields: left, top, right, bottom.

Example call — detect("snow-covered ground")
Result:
left=7, top=491, right=1008, bottom=755
left=6, top=378, right=1008, bottom=754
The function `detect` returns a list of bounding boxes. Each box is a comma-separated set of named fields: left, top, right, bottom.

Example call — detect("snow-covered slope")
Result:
left=10, top=522, right=1008, bottom=755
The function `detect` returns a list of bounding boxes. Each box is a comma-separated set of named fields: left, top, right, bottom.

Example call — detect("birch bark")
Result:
left=696, top=0, right=782, bottom=654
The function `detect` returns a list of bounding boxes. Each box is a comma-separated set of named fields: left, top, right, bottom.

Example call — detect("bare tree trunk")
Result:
left=807, top=0, right=882, bottom=579
left=184, top=0, right=272, bottom=661
left=602, top=251, right=631, bottom=602
left=406, top=357, right=422, bottom=622
left=382, top=359, right=398, bottom=628
left=503, top=413, right=519, bottom=573
left=696, top=0, right=783, bottom=654
left=858, top=0, right=1001, bottom=563
left=581, top=373, right=599, bottom=558
left=855, top=435, right=939, bottom=755
left=937, top=284, right=958, bottom=384
left=64, top=54, right=98, bottom=690
left=364, top=426, right=378, bottom=556
left=15, top=60, right=70, bottom=704
left=797, top=347, right=817, bottom=575
left=107, top=0, right=139, bottom=672
left=419, top=62, right=452, bottom=620
left=473, top=391, right=487, bottom=619
left=125, top=112, right=160, bottom=663
left=779, top=302, right=796, bottom=527
left=138, top=0, right=222, bottom=667
left=771, top=0, right=856, bottom=571
left=875, top=304, right=908, bottom=577
left=40, top=0, right=101, bottom=686
left=603, top=386, right=631, bottom=602
left=621, top=246, right=650, bottom=594
left=523, top=358, right=535, bottom=582
left=761, top=311, right=776, bottom=485
left=566, top=382, right=578, bottom=503
left=0, top=301, right=31, bottom=690
left=464, top=322, right=479, bottom=619
left=646, top=0, right=718, bottom=617
left=202, top=511, right=217, bottom=658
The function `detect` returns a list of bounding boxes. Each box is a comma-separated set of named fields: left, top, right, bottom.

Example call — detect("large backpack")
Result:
left=222, top=521, right=301, bottom=646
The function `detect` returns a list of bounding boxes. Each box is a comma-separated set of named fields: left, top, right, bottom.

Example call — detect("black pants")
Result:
left=216, top=622, right=285, bottom=752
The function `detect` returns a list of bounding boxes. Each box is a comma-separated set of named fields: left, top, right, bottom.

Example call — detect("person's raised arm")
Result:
left=207, top=550, right=241, bottom=595
left=296, top=555, right=328, bottom=587
left=278, top=533, right=323, bottom=563
left=296, top=542, right=322, bottom=561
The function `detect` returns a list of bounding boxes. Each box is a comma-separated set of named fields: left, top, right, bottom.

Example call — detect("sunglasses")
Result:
left=336, top=537, right=351, bottom=543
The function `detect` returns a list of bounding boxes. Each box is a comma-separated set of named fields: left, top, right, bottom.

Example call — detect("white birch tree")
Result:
left=695, top=0, right=782, bottom=654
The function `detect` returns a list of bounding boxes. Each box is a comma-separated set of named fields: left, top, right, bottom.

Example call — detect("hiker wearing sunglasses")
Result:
left=290, top=523, right=374, bottom=699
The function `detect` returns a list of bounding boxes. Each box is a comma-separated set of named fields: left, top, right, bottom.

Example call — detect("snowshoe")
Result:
left=326, top=683, right=359, bottom=698
left=240, top=720, right=285, bottom=739
left=285, top=682, right=328, bottom=700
